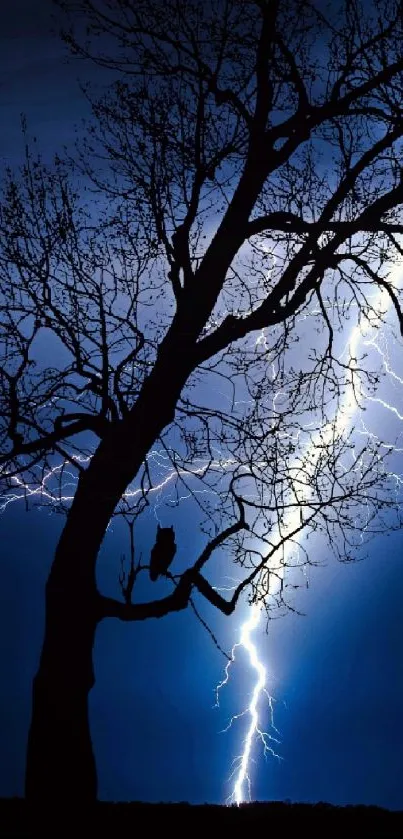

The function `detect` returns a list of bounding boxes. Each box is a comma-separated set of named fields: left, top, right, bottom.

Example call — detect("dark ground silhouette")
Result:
left=1, top=799, right=402, bottom=837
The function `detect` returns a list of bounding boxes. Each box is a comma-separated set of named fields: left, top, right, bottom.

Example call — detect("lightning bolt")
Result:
left=0, top=451, right=237, bottom=512
left=216, top=601, right=281, bottom=805
left=220, top=269, right=403, bottom=806
left=231, top=605, right=274, bottom=806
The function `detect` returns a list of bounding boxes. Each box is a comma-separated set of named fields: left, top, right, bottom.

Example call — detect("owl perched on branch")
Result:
left=149, top=524, right=177, bottom=582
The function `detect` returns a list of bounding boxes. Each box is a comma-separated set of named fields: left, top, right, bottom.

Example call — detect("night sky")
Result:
left=1, top=0, right=403, bottom=810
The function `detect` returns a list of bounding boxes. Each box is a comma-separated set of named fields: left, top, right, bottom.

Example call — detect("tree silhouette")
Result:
left=1, top=0, right=403, bottom=807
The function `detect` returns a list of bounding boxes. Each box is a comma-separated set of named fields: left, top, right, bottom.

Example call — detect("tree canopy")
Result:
left=1, top=0, right=403, bottom=620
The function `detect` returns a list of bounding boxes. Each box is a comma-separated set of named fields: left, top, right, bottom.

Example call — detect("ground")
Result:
left=1, top=798, right=402, bottom=837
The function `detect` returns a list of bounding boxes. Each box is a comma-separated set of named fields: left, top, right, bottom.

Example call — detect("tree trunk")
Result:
left=24, top=435, right=130, bottom=807
left=25, top=505, right=102, bottom=807
left=25, top=586, right=99, bottom=806
left=24, top=337, right=199, bottom=810
left=24, top=354, right=191, bottom=808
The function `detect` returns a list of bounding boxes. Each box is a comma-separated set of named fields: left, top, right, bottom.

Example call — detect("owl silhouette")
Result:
left=149, top=524, right=177, bottom=581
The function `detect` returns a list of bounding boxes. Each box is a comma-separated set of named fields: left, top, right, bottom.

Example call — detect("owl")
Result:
left=149, top=524, right=177, bottom=581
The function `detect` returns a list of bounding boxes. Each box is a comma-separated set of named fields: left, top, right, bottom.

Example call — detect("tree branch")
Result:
left=0, top=415, right=109, bottom=467
left=96, top=568, right=194, bottom=621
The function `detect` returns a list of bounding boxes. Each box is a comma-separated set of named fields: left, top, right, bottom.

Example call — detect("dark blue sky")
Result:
left=0, top=0, right=402, bottom=810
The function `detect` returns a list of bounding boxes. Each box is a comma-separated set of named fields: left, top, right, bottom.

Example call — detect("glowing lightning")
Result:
left=229, top=603, right=280, bottom=805
left=223, top=267, right=403, bottom=806
left=217, top=591, right=282, bottom=805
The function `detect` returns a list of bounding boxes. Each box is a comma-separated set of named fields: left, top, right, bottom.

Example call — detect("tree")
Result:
left=1, top=0, right=403, bottom=807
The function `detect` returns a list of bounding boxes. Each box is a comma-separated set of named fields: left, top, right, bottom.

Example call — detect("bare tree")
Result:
left=1, top=0, right=403, bottom=807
